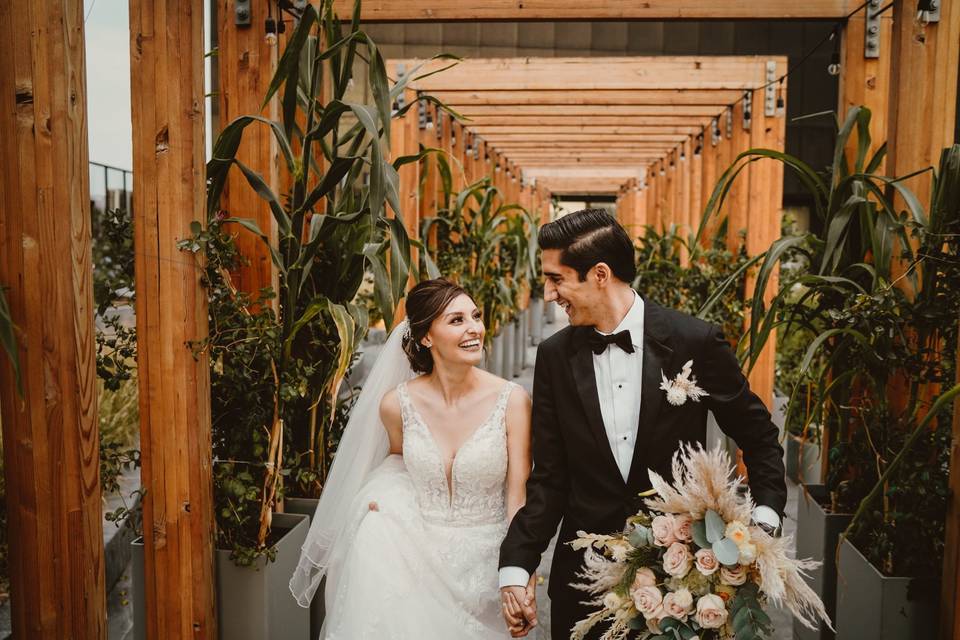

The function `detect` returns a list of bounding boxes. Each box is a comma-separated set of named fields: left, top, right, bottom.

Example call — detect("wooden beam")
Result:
left=888, top=0, right=959, bottom=212
left=463, top=115, right=715, bottom=127
left=432, top=89, right=746, bottom=106
left=0, top=1, right=106, bottom=636
left=523, top=167, right=644, bottom=179
left=402, top=57, right=778, bottom=91
left=538, top=177, right=634, bottom=194
left=335, top=1, right=850, bottom=20
left=129, top=1, right=217, bottom=638
left=839, top=11, right=892, bottom=172
left=457, top=105, right=725, bottom=117
left=483, top=133, right=689, bottom=142
left=471, top=125, right=704, bottom=136
left=217, top=0, right=280, bottom=299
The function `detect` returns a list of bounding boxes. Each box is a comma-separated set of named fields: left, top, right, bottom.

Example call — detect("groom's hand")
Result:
left=500, top=574, right=538, bottom=637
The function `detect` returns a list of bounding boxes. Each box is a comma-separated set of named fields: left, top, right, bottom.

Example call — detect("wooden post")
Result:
left=129, top=1, right=217, bottom=638
left=888, top=0, right=959, bottom=209
left=0, top=1, right=106, bottom=637
left=883, top=3, right=960, bottom=637
left=726, top=100, right=750, bottom=252
left=678, top=140, right=692, bottom=265
left=699, top=121, right=718, bottom=248
left=391, top=87, right=420, bottom=323
left=216, top=0, right=281, bottom=299
left=840, top=5, right=892, bottom=171
left=689, top=136, right=704, bottom=246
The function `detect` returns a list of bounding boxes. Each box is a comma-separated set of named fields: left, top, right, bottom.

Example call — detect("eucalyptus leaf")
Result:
left=704, top=509, right=726, bottom=544
left=712, top=536, right=740, bottom=565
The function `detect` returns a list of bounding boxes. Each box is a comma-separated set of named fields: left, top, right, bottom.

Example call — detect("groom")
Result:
left=499, top=209, right=787, bottom=638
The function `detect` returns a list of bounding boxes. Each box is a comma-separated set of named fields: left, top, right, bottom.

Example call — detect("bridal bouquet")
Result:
left=569, top=445, right=831, bottom=640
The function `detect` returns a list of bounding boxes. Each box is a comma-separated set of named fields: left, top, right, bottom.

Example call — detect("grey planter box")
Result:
left=835, top=537, right=938, bottom=640
left=131, top=512, right=310, bottom=640
left=284, top=498, right=324, bottom=640
left=794, top=484, right=851, bottom=640
left=529, top=298, right=544, bottom=345
left=491, top=333, right=504, bottom=376
left=786, top=434, right=822, bottom=484
left=502, top=322, right=516, bottom=380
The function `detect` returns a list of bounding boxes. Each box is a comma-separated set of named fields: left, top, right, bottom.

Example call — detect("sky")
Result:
left=84, top=0, right=212, bottom=195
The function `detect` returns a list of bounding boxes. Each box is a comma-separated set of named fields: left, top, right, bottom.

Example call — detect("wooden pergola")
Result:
left=388, top=55, right=787, bottom=421
left=1, top=2, right=958, bottom=639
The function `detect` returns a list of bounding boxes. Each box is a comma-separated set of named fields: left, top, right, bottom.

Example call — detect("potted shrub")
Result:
left=707, top=107, right=960, bottom=637
left=171, top=2, right=455, bottom=636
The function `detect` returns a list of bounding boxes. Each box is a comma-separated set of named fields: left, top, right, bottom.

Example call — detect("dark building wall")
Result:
left=364, top=20, right=842, bottom=205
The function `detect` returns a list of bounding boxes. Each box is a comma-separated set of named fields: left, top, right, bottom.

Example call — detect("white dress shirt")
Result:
left=499, top=293, right=779, bottom=589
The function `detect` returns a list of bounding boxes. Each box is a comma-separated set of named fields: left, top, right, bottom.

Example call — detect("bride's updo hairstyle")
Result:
left=401, top=278, right=474, bottom=374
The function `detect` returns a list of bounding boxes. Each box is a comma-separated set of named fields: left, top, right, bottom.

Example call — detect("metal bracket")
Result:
left=435, top=110, right=443, bottom=139
left=919, top=0, right=941, bottom=22
left=765, top=61, right=778, bottom=116
left=865, top=0, right=882, bottom=58
left=473, top=138, right=481, bottom=159
left=725, top=109, right=733, bottom=139
left=711, top=118, right=720, bottom=146
left=742, top=92, right=752, bottom=131
left=235, top=0, right=251, bottom=26
left=418, top=99, right=428, bottom=130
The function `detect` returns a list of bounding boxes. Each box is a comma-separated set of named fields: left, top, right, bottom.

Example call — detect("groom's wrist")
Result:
left=499, top=566, right=530, bottom=589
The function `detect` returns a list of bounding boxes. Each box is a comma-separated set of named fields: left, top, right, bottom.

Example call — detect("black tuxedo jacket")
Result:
left=499, top=300, right=787, bottom=603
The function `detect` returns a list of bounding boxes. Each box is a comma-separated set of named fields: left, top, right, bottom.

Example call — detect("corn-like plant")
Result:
left=699, top=105, right=960, bottom=576
left=187, top=0, right=458, bottom=564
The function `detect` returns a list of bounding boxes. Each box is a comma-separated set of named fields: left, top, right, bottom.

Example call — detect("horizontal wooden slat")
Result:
left=471, top=125, right=703, bottom=135
left=537, top=177, right=632, bottom=194
left=348, top=2, right=848, bottom=21
left=524, top=167, right=646, bottom=179
left=454, top=105, right=724, bottom=117
left=462, top=115, right=715, bottom=127
left=398, top=57, right=785, bottom=90
left=433, top=89, right=746, bottom=106
left=485, top=133, right=688, bottom=142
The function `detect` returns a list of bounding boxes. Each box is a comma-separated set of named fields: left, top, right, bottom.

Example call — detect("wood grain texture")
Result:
left=217, top=0, right=281, bottom=300
left=332, top=0, right=849, bottom=20
left=839, top=13, right=892, bottom=173
left=0, top=0, right=106, bottom=637
left=128, top=1, right=217, bottom=637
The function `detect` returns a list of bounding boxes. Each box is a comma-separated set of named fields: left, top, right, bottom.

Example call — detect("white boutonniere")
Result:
left=660, top=360, right=708, bottom=406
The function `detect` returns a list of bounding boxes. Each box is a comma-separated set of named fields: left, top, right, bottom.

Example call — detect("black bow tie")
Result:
left=587, top=330, right=635, bottom=355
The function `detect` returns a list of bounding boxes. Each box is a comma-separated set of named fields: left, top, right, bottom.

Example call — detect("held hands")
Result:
left=500, top=574, right=538, bottom=637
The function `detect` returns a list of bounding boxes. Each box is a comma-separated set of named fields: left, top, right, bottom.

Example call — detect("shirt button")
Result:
left=618, top=384, right=623, bottom=389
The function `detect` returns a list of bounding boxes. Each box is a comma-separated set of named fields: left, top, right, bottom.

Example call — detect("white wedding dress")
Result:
left=320, top=380, right=517, bottom=639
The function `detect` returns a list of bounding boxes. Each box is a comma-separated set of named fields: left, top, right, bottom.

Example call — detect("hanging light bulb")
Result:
left=827, top=51, right=841, bottom=76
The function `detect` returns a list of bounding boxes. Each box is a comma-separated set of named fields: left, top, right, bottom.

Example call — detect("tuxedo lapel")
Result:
left=568, top=328, right=624, bottom=485
left=626, top=302, right=674, bottom=488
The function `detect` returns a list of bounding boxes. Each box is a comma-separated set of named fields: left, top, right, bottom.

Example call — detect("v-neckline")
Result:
left=403, top=382, right=510, bottom=502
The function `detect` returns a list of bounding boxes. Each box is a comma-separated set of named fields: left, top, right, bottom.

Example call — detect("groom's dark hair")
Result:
left=538, top=208, right=636, bottom=283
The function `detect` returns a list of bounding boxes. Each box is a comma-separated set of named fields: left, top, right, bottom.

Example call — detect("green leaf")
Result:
left=713, top=536, right=740, bottom=565
left=704, top=509, right=725, bottom=543
left=691, top=519, right=710, bottom=549
left=261, top=5, right=317, bottom=110
left=222, top=217, right=284, bottom=272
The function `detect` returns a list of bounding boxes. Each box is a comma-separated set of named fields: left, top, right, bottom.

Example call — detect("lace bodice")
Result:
left=397, top=381, right=513, bottom=527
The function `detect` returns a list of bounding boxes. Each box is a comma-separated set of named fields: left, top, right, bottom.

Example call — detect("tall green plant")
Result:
left=421, top=175, right=535, bottom=340
left=188, top=0, right=457, bottom=563
left=700, top=106, right=960, bottom=576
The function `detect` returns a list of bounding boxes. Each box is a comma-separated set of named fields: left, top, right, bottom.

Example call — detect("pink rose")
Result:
left=651, top=515, right=678, bottom=547
left=631, top=567, right=658, bottom=592
left=720, top=564, right=747, bottom=586
left=632, top=586, right=664, bottom=619
left=661, top=588, right=694, bottom=622
left=694, top=548, right=719, bottom=576
left=672, top=514, right=694, bottom=543
left=662, top=542, right=693, bottom=578
left=695, top=594, right=729, bottom=629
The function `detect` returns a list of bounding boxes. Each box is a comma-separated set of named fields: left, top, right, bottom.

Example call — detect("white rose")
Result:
left=738, top=542, right=758, bottom=565
left=651, top=515, right=678, bottom=547
left=662, top=542, right=693, bottom=578
left=646, top=615, right=663, bottom=635
left=661, top=588, right=694, bottom=621
left=720, top=564, right=747, bottom=586
left=694, top=548, right=719, bottom=576
left=632, top=586, right=663, bottom=619
left=724, top=521, right=751, bottom=546
left=695, top=594, right=729, bottom=629
left=603, top=591, right=626, bottom=611
left=673, top=514, right=694, bottom=543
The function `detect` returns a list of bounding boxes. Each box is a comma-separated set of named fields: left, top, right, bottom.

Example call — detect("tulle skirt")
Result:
left=321, top=458, right=511, bottom=640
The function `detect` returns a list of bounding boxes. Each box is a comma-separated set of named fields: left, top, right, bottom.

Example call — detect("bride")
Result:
left=290, top=278, right=536, bottom=638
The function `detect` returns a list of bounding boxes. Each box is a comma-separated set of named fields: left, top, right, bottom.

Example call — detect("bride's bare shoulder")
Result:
left=379, top=388, right=402, bottom=426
